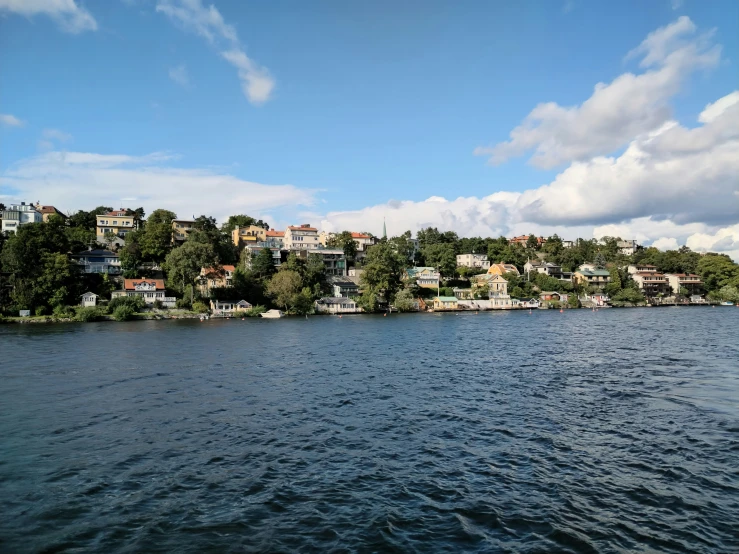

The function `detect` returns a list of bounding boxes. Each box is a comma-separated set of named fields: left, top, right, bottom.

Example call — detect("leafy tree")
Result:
left=423, top=243, right=457, bottom=278
left=304, top=253, right=328, bottom=296
left=356, top=287, right=381, bottom=313
left=164, top=241, right=217, bottom=293
left=329, top=231, right=359, bottom=262
left=697, top=254, right=739, bottom=292
left=605, top=269, right=623, bottom=296
left=103, top=231, right=116, bottom=248
left=221, top=215, right=270, bottom=235
left=113, top=305, right=135, bottom=321
left=360, top=242, right=406, bottom=303
left=567, top=294, right=580, bottom=308
left=393, top=289, right=417, bottom=312
left=250, top=247, right=276, bottom=279
left=293, top=287, right=315, bottom=315
left=388, top=231, right=417, bottom=262
left=266, top=270, right=302, bottom=311
left=715, top=285, right=739, bottom=302
left=611, top=288, right=645, bottom=304
left=594, top=252, right=607, bottom=269
left=526, top=234, right=539, bottom=250
left=66, top=226, right=96, bottom=253
left=189, top=215, right=238, bottom=264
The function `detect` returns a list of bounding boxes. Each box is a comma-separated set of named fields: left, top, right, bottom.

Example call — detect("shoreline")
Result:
left=1, top=302, right=731, bottom=324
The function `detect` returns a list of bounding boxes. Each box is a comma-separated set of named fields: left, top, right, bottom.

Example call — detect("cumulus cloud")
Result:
left=0, top=113, right=25, bottom=127
left=37, top=128, right=73, bottom=151
left=168, top=64, right=190, bottom=87
left=475, top=17, right=720, bottom=168
left=156, top=0, right=274, bottom=104
left=0, top=0, right=97, bottom=33
left=0, top=150, right=316, bottom=223
left=686, top=224, right=739, bottom=260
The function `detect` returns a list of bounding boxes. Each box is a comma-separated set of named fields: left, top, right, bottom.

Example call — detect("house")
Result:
left=245, top=244, right=282, bottom=269
left=561, top=240, right=575, bottom=249
left=524, top=261, right=571, bottom=281
left=293, top=249, right=346, bottom=276
left=232, top=225, right=267, bottom=248
left=518, top=298, right=540, bottom=309
left=582, top=292, right=609, bottom=306
left=199, top=265, right=235, bottom=295
left=210, top=299, right=252, bottom=314
left=319, top=231, right=375, bottom=251
left=111, top=279, right=175, bottom=306
left=71, top=249, right=121, bottom=274
left=433, top=296, right=458, bottom=310
left=405, top=267, right=440, bottom=288
left=579, top=263, right=597, bottom=272
left=509, top=235, right=546, bottom=247
left=80, top=292, right=99, bottom=307
left=315, top=297, right=361, bottom=314
left=264, top=230, right=285, bottom=248
left=456, top=253, right=490, bottom=270
left=665, top=273, right=703, bottom=297
left=573, top=268, right=611, bottom=289
left=453, top=288, right=474, bottom=300
left=627, top=263, right=657, bottom=275
left=487, top=263, right=520, bottom=276
left=1, top=202, right=42, bottom=233
left=284, top=224, right=320, bottom=250
left=96, top=210, right=136, bottom=244
left=329, top=277, right=359, bottom=298
left=34, top=204, right=66, bottom=222
left=539, top=291, right=561, bottom=302
left=172, top=220, right=195, bottom=244
left=488, top=274, right=514, bottom=309
left=690, top=295, right=706, bottom=304
left=617, top=239, right=638, bottom=256
left=630, top=271, right=671, bottom=297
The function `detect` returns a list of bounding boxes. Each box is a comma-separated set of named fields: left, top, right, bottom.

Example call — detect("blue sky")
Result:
left=1, top=0, right=738, bottom=258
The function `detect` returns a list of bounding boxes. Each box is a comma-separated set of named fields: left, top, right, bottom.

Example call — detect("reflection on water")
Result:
left=1, top=308, right=737, bottom=553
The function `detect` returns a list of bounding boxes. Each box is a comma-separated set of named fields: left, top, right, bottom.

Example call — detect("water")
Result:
left=1, top=309, right=738, bottom=553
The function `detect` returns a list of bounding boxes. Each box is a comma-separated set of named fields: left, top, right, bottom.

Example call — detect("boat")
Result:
left=720, top=301, right=734, bottom=306
left=260, top=309, right=285, bottom=319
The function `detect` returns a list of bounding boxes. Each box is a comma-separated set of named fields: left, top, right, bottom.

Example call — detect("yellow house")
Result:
left=96, top=210, right=136, bottom=241
left=487, top=263, right=520, bottom=276
left=232, top=225, right=267, bottom=247
left=433, top=296, right=458, bottom=310
left=172, top=219, right=195, bottom=244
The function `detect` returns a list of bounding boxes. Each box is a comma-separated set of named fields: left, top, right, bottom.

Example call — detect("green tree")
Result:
left=250, top=247, right=276, bottom=279
left=221, top=214, right=270, bottom=235
left=526, top=234, right=539, bottom=250
left=697, top=254, right=739, bottom=292
left=393, top=289, right=417, bottom=312
left=594, top=252, right=607, bottom=269
left=360, top=242, right=406, bottom=303
left=716, top=285, right=739, bottom=302
left=266, top=270, right=303, bottom=311
left=164, top=241, right=217, bottom=293
left=330, top=231, right=359, bottom=262
left=423, top=243, right=457, bottom=278
left=293, top=287, right=315, bottom=315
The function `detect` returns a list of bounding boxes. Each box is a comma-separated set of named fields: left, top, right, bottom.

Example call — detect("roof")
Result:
left=633, top=264, right=657, bottom=268
left=540, top=291, right=560, bottom=295
left=213, top=299, right=251, bottom=305
left=39, top=205, right=64, bottom=215
left=319, top=297, right=356, bottom=304
left=635, top=272, right=665, bottom=277
left=80, top=292, right=99, bottom=297
left=666, top=273, right=700, bottom=277
left=203, top=265, right=235, bottom=275
left=288, top=225, right=317, bottom=231
left=330, top=278, right=359, bottom=287
left=172, top=219, right=195, bottom=223
left=266, top=230, right=284, bottom=237
left=578, top=269, right=610, bottom=276
left=435, top=296, right=458, bottom=302
left=72, top=249, right=118, bottom=258
left=350, top=232, right=372, bottom=239
left=102, top=210, right=130, bottom=217
left=406, top=267, right=438, bottom=277
left=519, top=298, right=539, bottom=302
left=124, top=278, right=165, bottom=290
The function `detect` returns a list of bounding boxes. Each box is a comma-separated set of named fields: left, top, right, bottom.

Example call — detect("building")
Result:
left=617, top=239, right=638, bottom=256
left=405, top=267, right=440, bottom=289
left=315, top=297, right=361, bottom=314
left=96, top=210, right=136, bottom=243
left=453, top=288, right=474, bottom=300
left=509, top=235, right=546, bottom=247
left=518, top=298, right=540, bottom=309
left=665, top=274, right=703, bottom=297
left=293, top=249, right=346, bottom=276
left=561, top=240, right=575, bottom=249
left=627, top=265, right=670, bottom=297
left=581, top=292, right=609, bottom=306
left=245, top=244, right=282, bottom=270
left=111, top=278, right=175, bottom=306
left=264, top=230, right=285, bottom=248
left=318, top=231, right=375, bottom=251
left=284, top=224, right=320, bottom=250
left=488, top=274, right=513, bottom=309
left=487, top=263, right=520, bottom=277
left=573, top=268, right=611, bottom=289
left=457, top=253, right=491, bottom=270
left=71, top=249, right=121, bottom=274
left=1, top=202, right=43, bottom=233
left=172, top=220, right=195, bottom=244
left=232, top=225, right=267, bottom=248
left=80, top=292, right=99, bottom=307
left=524, top=260, right=572, bottom=282
left=210, top=299, right=252, bottom=315
left=34, top=204, right=66, bottom=222
left=539, top=291, right=561, bottom=302
left=199, top=265, right=235, bottom=295
left=328, top=277, right=360, bottom=298
left=433, top=296, right=458, bottom=310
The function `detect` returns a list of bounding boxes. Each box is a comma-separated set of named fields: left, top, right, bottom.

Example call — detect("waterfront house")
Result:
left=111, top=279, right=175, bottom=306
left=199, top=265, right=235, bottom=295
left=96, top=209, right=136, bottom=244
left=524, top=260, right=572, bottom=282
left=293, top=249, right=347, bottom=276
left=80, top=292, right=99, bottom=307
left=518, top=298, right=540, bottom=309
left=315, top=297, right=360, bottom=314
left=232, top=225, right=267, bottom=248
left=329, top=276, right=359, bottom=298
left=582, top=292, right=609, bottom=306
left=172, top=220, right=195, bottom=244
left=487, top=273, right=513, bottom=309
left=433, top=296, right=458, bottom=310
left=405, top=267, right=441, bottom=288
left=284, top=224, right=320, bottom=250
left=630, top=271, right=671, bottom=297
left=487, top=263, right=520, bottom=277
left=71, top=248, right=121, bottom=274
left=665, top=273, right=703, bottom=297
left=1, top=202, right=42, bottom=233
left=573, top=268, right=611, bottom=289
left=453, top=288, right=474, bottom=300
left=210, top=299, right=252, bottom=314
left=539, top=291, right=561, bottom=302
left=456, top=253, right=490, bottom=270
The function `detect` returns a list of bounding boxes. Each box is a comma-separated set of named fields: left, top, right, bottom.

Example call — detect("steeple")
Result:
left=382, top=217, right=387, bottom=239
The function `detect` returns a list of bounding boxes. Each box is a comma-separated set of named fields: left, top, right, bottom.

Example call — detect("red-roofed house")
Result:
left=285, top=224, right=320, bottom=250
left=265, top=229, right=285, bottom=248
left=198, top=265, right=236, bottom=295
left=319, top=231, right=376, bottom=251
left=112, top=278, right=174, bottom=306
left=34, top=204, right=67, bottom=222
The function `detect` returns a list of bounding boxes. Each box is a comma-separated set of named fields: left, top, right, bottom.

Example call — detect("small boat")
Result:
left=720, top=301, right=734, bottom=306
left=260, top=309, right=285, bottom=319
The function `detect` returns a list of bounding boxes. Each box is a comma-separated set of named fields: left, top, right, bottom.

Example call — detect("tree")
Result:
left=221, top=214, right=270, bottom=235
left=594, top=252, right=607, bottom=269
left=360, top=242, right=407, bottom=303
left=526, top=234, right=539, bottom=250
left=65, top=226, right=96, bottom=253
left=293, top=287, right=314, bottom=315
left=393, top=289, right=416, bottom=312
left=164, top=241, right=217, bottom=293
left=266, top=270, right=302, bottom=311
left=388, top=231, right=417, bottom=262
left=251, top=247, right=276, bottom=279
left=697, top=254, right=739, bottom=292
left=715, top=285, right=739, bottom=302
left=605, top=269, right=623, bottom=296
left=103, top=231, right=116, bottom=248
left=330, top=231, right=359, bottom=262
left=423, top=243, right=457, bottom=278
left=189, top=215, right=238, bottom=264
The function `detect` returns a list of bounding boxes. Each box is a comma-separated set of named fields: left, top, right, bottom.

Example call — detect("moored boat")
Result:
left=260, top=309, right=285, bottom=319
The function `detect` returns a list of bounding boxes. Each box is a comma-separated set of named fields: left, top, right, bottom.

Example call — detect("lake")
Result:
left=1, top=308, right=738, bottom=553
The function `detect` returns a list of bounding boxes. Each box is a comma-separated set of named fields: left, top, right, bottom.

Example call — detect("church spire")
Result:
left=382, top=217, right=387, bottom=239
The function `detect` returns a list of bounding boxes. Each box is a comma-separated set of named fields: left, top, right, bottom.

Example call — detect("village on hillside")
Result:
left=1, top=202, right=738, bottom=320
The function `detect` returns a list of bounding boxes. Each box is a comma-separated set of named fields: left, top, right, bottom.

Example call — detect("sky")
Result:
left=0, top=0, right=738, bottom=259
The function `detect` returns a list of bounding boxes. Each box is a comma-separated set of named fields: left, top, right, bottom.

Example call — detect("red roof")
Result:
left=266, top=230, right=284, bottom=237
left=288, top=226, right=317, bottom=231
left=123, top=278, right=165, bottom=290
left=351, top=232, right=372, bottom=239
left=39, top=205, right=63, bottom=215
left=104, top=210, right=130, bottom=217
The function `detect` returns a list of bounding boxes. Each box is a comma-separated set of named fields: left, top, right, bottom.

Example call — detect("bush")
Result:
left=108, top=296, right=146, bottom=312
left=113, top=305, right=135, bottom=321
left=192, top=301, right=209, bottom=313
left=75, top=307, right=103, bottom=322
left=153, top=299, right=163, bottom=309
left=245, top=305, right=267, bottom=317
left=393, top=289, right=418, bottom=312
left=35, top=306, right=47, bottom=316
left=176, top=298, right=192, bottom=310
left=612, top=288, right=645, bottom=304
left=52, top=305, right=76, bottom=318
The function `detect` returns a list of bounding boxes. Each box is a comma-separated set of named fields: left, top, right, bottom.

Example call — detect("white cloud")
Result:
left=686, top=224, right=739, bottom=259
left=168, top=64, right=190, bottom=87
left=671, top=0, right=684, bottom=11
left=0, top=0, right=97, bottom=33
left=0, top=150, right=316, bottom=223
left=651, top=237, right=680, bottom=250
left=156, top=0, right=274, bottom=104
left=41, top=128, right=73, bottom=142
left=475, top=17, right=720, bottom=168
left=0, top=113, right=25, bottom=127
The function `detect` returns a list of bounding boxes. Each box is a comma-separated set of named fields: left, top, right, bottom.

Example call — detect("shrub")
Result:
left=113, top=305, right=135, bottom=321
left=75, top=307, right=103, bottom=322
left=192, top=301, right=209, bottom=313
left=153, top=299, right=163, bottom=309
left=35, top=306, right=47, bottom=316
left=393, top=289, right=417, bottom=312
left=108, top=296, right=146, bottom=312
left=176, top=298, right=192, bottom=310
left=52, top=305, right=75, bottom=318
left=245, top=305, right=267, bottom=317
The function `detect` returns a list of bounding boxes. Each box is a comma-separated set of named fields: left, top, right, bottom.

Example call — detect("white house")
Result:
left=457, top=253, right=490, bottom=270
left=210, top=299, right=252, bottom=314
left=111, top=279, right=176, bottom=307
left=1, top=202, right=42, bottom=233
left=519, top=298, right=540, bottom=309
left=488, top=274, right=514, bottom=309
left=284, top=224, right=320, bottom=250
left=80, top=292, right=99, bottom=307
left=315, top=297, right=360, bottom=314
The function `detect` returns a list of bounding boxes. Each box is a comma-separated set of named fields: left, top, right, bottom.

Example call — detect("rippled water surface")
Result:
left=1, top=308, right=738, bottom=553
